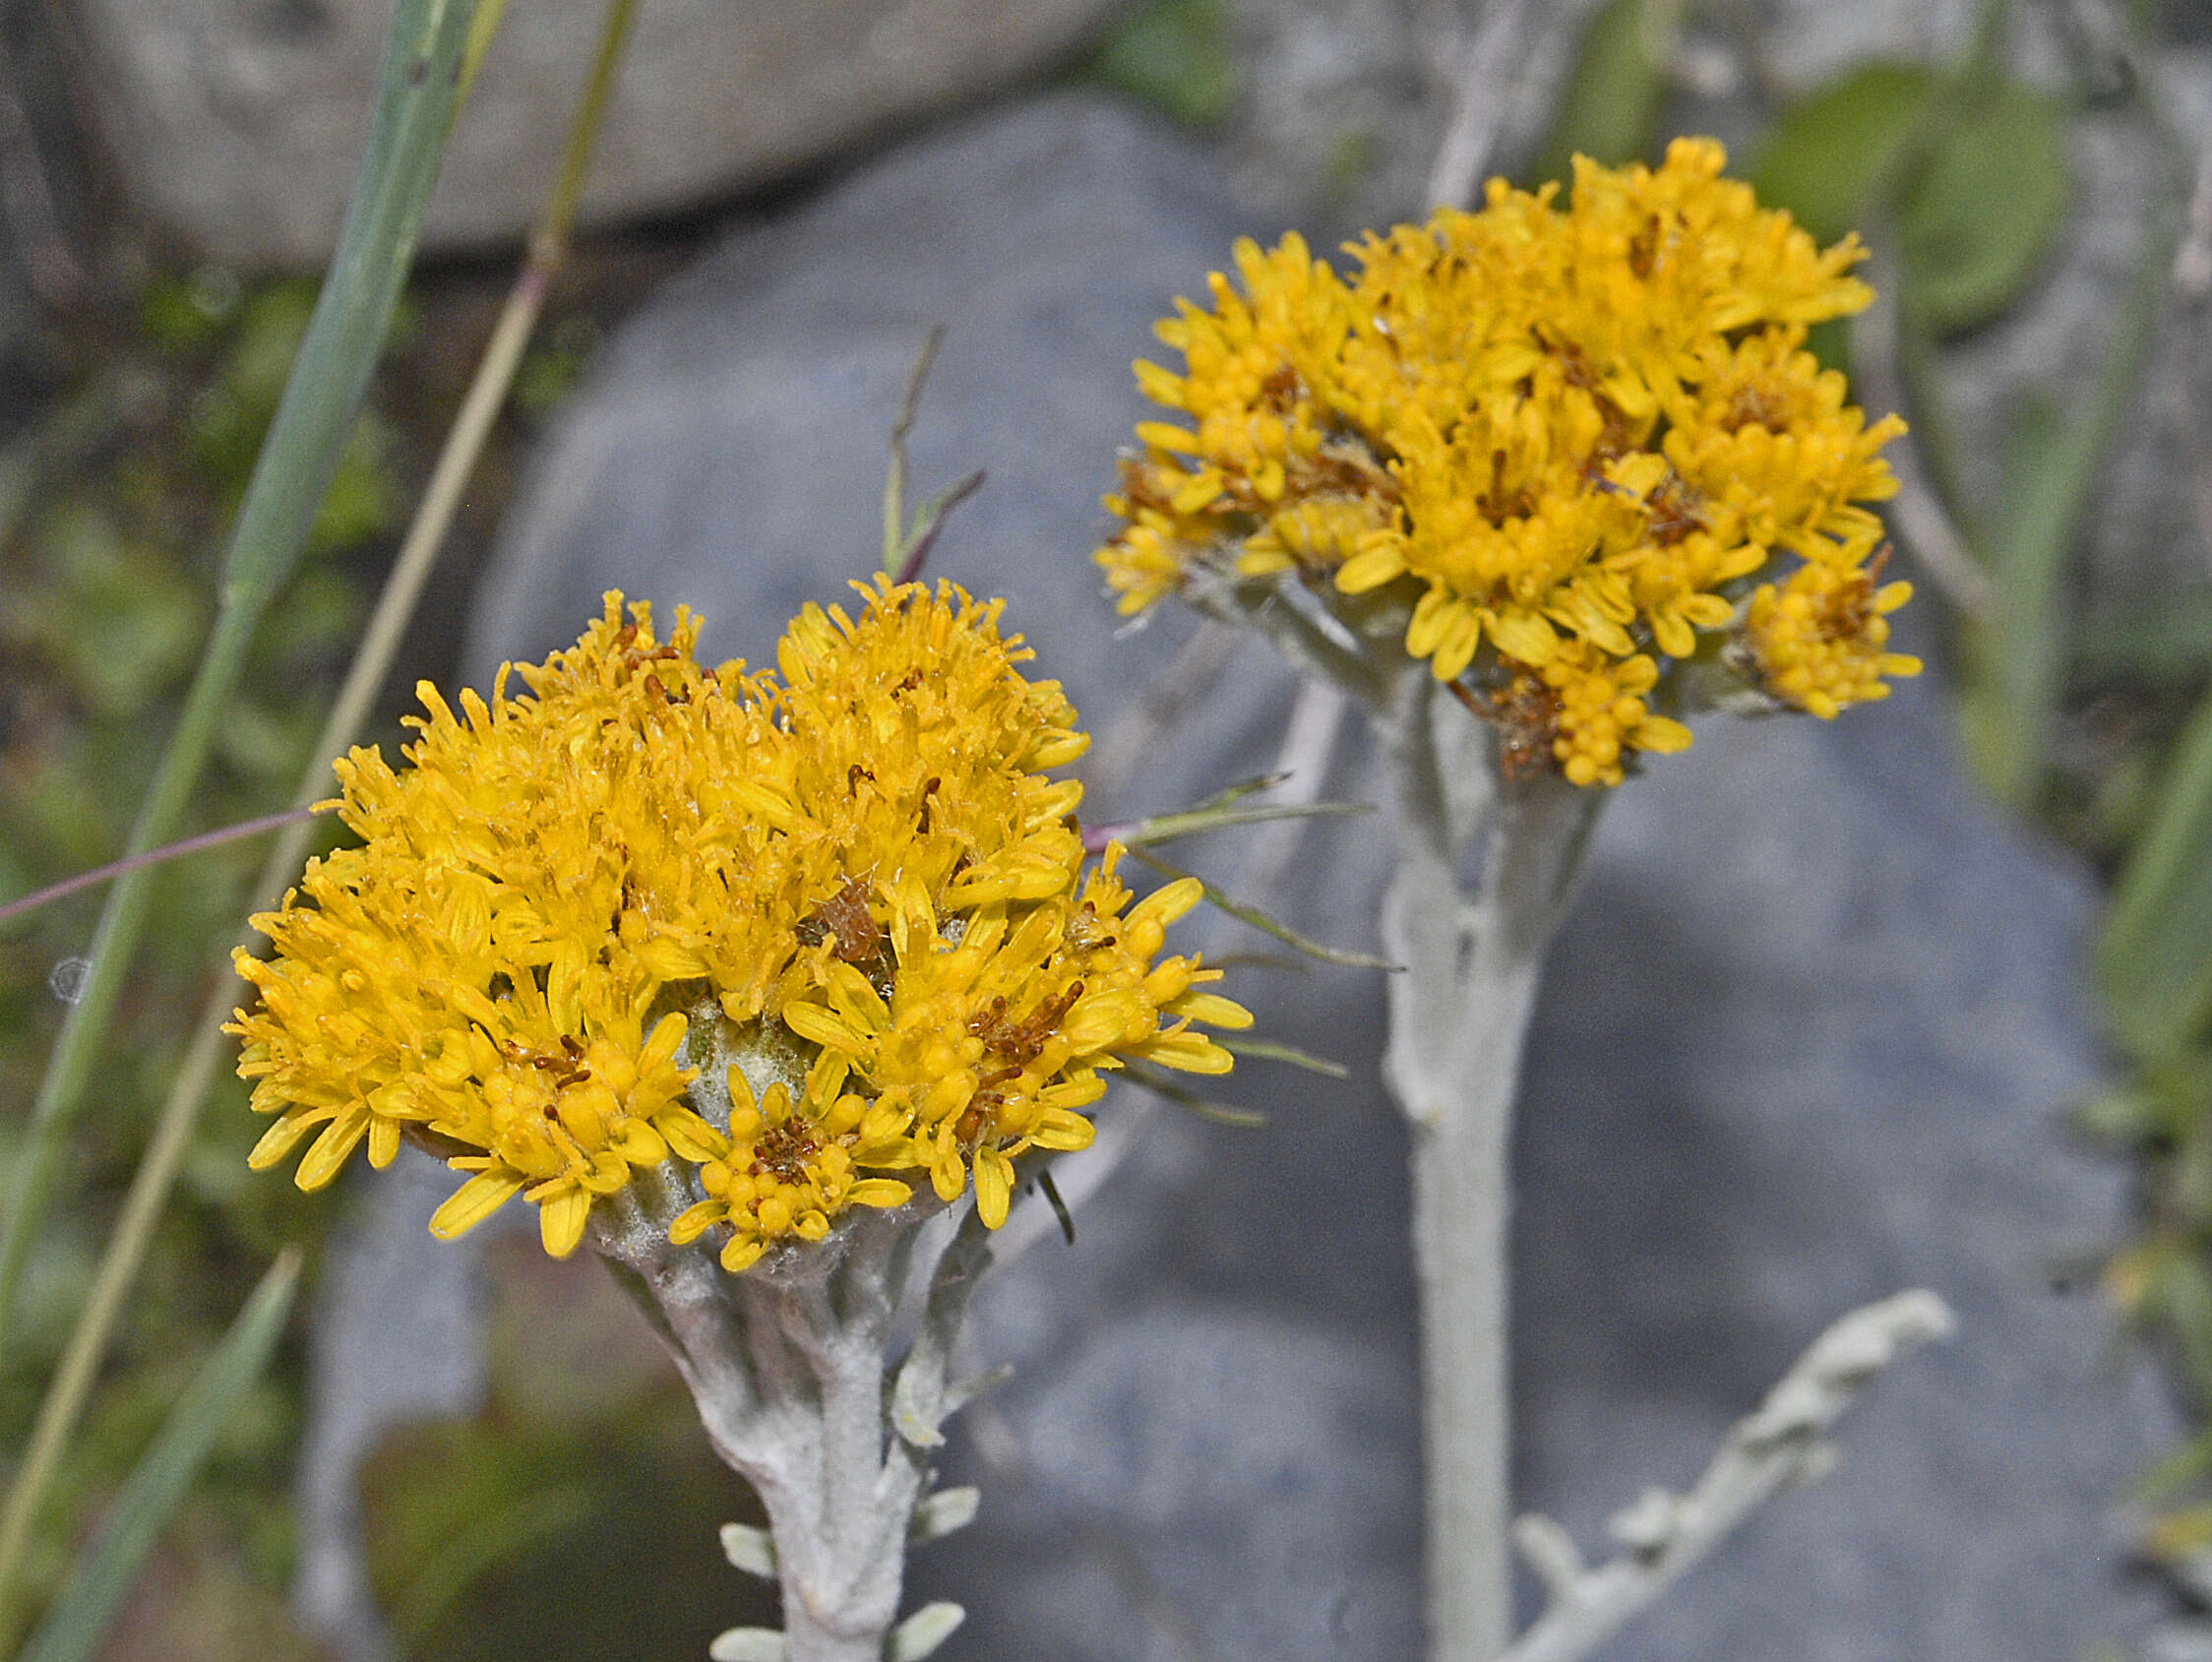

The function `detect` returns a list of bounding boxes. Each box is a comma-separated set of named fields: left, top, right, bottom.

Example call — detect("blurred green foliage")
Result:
left=0, top=260, right=412, bottom=1651
left=1738, top=0, right=2212, bottom=1581
left=1081, top=0, right=1237, bottom=131
left=1528, top=0, right=1681, bottom=187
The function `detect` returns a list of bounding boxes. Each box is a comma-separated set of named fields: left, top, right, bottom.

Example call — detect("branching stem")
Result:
left=1501, top=1290, right=1954, bottom=1662
left=593, top=1182, right=990, bottom=1662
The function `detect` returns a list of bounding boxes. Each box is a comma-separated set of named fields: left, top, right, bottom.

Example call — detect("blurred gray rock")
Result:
left=309, top=92, right=2177, bottom=1659
left=69, top=0, right=1127, bottom=267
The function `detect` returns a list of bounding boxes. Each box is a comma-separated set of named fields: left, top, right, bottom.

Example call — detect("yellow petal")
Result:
left=1170, top=992, right=1254, bottom=1029
left=538, top=1186, right=592, bottom=1259
left=720, top=1235, right=767, bottom=1274
left=847, top=1178, right=912, bottom=1209
left=1334, top=541, right=1408, bottom=593
left=616, top=1120, right=669, bottom=1166
left=1125, top=877, right=1203, bottom=937
left=657, top=1107, right=729, bottom=1164
left=1140, top=1032, right=1236, bottom=1075
left=247, top=1111, right=321, bottom=1173
left=428, top=1170, right=523, bottom=1240
left=669, top=1200, right=723, bottom=1246
left=295, top=1107, right=370, bottom=1191
left=1030, top=1108, right=1097, bottom=1152
left=973, top=1149, right=1013, bottom=1229
left=783, top=1001, right=871, bottom=1057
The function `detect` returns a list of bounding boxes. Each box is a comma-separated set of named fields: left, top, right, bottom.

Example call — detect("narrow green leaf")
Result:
left=1959, top=180, right=2171, bottom=811
left=1749, top=62, right=1934, bottom=244
left=1958, top=396, right=2069, bottom=803
left=1121, top=1058, right=1267, bottom=1129
left=0, top=0, right=489, bottom=1363
left=1527, top=0, right=1681, bottom=184
left=1110, top=799, right=1371, bottom=848
left=1218, top=1035, right=1350, bottom=1078
left=16, top=1252, right=299, bottom=1662
left=1899, top=81, right=2072, bottom=333
left=1122, top=845, right=1399, bottom=971
left=2098, top=685, right=2212, bottom=1063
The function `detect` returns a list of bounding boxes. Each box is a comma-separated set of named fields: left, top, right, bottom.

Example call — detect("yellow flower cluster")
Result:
left=231, top=581, right=1245, bottom=1267
left=1098, top=137, right=1921, bottom=787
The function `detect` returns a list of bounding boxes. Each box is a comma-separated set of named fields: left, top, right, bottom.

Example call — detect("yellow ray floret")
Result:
left=230, top=580, right=1245, bottom=1265
left=1097, top=136, right=1915, bottom=787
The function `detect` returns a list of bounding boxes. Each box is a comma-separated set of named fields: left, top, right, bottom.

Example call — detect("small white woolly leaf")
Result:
left=943, top=1363, right=1013, bottom=1416
left=719, top=1522, right=777, bottom=1578
left=891, top=1363, right=945, bottom=1450
left=707, top=1628, right=786, bottom=1662
left=1606, top=1487, right=1679, bottom=1554
left=908, top=1487, right=981, bottom=1544
left=886, top=1602, right=965, bottom=1662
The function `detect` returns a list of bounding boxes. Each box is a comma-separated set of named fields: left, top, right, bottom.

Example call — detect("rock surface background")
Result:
left=286, top=93, right=2178, bottom=1661
left=65, top=0, right=1129, bottom=265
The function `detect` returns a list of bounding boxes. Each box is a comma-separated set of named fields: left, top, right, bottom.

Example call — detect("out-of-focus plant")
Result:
left=1080, top=0, right=1238, bottom=131
left=0, top=0, right=681, bottom=1651
left=1743, top=0, right=2212, bottom=1613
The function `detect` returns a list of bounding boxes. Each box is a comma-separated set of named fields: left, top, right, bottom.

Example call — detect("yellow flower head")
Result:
left=230, top=580, right=1246, bottom=1263
left=1098, top=137, right=1920, bottom=786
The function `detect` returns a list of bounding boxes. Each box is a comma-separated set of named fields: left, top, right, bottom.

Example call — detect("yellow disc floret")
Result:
left=1739, top=548, right=1922, bottom=720
left=230, top=580, right=1247, bottom=1264
left=1097, top=136, right=1918, bottom=787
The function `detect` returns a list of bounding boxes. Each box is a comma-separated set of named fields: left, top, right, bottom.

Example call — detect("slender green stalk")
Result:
left=0, top=0, right=486, bottom=1367
left=8, top=1254, right=301, bottom=1662
left=0, top=0, right=640, bottom=1625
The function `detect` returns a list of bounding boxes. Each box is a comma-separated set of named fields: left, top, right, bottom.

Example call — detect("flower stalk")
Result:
left=229, top=582, right=1248, bottom=1651
left=1095, top=139, right=1929, bottom=1659
left=591, top=1166, right=983, bottom=1662
left=1380, top=676, right=1603, bottom=1661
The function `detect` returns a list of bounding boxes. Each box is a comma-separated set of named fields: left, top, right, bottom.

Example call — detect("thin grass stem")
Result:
left=0, top=0, right=643, bottom=1624
left=0, top=0, right=488, bottom=1370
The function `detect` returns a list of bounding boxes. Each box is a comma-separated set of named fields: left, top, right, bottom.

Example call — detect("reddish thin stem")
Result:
left=0, top=807, right=325, bottom=930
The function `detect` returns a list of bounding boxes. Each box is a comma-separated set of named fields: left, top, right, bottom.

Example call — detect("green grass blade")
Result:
left=0, top=0, right=488, bottom=1363
left=1526, top=0, right=1681, bottom=185
left=2097, top=684, right=2212, bottom=1065
left=1959, top=187, right=2174, bottom=811
left=1105, top=799, right=1371, bottom=848
left=13, top=1252, right=300, bottom=1662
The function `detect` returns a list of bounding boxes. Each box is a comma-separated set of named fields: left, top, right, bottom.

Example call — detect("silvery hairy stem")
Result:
left=592, top=1166, right=987, bottom=1662
left=1188, top=571, right=1605, bottom=1660
left=1377, top=674, right=1603, bottom=1662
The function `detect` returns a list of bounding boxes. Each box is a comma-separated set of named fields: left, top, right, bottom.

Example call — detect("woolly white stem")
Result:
left=1500, top=1290, right=1955, bottom=1662
left=592, top=1176, right=989, bottom=1662
left=1378, top=676, right=1602, bottom=1662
